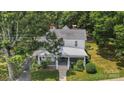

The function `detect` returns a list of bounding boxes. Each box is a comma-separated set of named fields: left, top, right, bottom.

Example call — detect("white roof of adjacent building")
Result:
left=39, top=51, right=50, bottom=56
left=33, top=49, right=51, bottom=57
left=61, top=47, right=88, bottom=57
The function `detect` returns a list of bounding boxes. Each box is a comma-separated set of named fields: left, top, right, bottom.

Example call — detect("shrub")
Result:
left=86, top=63, right=97, bottom=74
left=9, top=55, right=24, bottom=78
left=0, top=62, right=8, bottom=80
left=32, top=61, right=41, bottom=71
left=41, top=59, right=50, bottom=69
left=73, top=60, right=84, bottom=71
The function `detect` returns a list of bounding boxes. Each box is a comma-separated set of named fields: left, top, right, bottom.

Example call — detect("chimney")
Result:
left=63, top=25, right=70, bottom=30
left=49, top=24, right=56, bottom=30
left=72, top=25, right=77, bottom=29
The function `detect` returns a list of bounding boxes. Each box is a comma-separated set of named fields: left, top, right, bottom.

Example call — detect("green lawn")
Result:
left=67, top=67, right=124, bottom=81
left=67, top=42, right=124, bottom=81
left=31, top=68, right=59, bottom=81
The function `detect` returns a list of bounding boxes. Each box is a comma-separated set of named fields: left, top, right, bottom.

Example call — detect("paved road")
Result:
left=17, top=57, right=32, bottom=81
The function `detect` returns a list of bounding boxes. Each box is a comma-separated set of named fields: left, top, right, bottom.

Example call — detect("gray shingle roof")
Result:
left=50, top=26, right=87, bottom=40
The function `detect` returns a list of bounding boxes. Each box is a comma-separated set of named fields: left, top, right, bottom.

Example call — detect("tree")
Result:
left=90, top=11, right=124, bottom=61
left=44, top=12, right=63, bottom=28
left=90, top=11, right=116, bottom=47
left=9, top=55, right=23, bottom=78
left=114, top=25, right=124, bottom=61
left=0, top=12, right=25, bottom=80
left=44, top=31, right=64, bottom=61
left=58, top=12, right=91, bottom=29
left=0, top=12, right=49, bottom=80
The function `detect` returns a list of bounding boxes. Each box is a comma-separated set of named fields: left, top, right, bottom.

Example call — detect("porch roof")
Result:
left=32, top=49, right=52, bottom=57
left=61, top=47, right=88, bottom=57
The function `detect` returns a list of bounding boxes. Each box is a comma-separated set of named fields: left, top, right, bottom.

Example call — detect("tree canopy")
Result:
left=0, top=12, right=49, bottom=80
left=0, top=11, right=124, bottom=80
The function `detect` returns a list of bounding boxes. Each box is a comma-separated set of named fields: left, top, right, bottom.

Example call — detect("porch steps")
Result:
left=58, top=66, right=68, bottom=81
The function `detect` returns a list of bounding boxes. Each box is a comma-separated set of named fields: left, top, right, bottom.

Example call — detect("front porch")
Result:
left=35, top=47, right=88, bottom=70
left=55, top=56, right=87, bottom=70
left=55, top=47, right=88, bottom=70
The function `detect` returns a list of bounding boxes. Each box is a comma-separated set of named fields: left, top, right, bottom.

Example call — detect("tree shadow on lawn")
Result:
left=97, top=47, right=124, bottom=68
left=96, top=47, right=117, bottom=62
left=116, top=62, right=124, bottom=68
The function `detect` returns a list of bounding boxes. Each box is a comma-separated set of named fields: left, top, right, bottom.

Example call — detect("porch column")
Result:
left=67, top=57, right=70, bottom=70
left=56, top=57, right=58, bottom=69
left=38, top=56, right=41, bottom=65
left=83, top=56, right=86, bottom=70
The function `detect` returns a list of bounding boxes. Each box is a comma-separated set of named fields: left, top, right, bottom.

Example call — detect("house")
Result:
left=33, top=25, right=88, bottom=70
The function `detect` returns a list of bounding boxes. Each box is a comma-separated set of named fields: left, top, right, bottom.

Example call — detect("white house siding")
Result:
left=64, top=39, right=85, bottom=49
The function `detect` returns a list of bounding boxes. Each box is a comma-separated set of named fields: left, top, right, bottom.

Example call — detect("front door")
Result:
left=58, top=57, right=68, bottom=65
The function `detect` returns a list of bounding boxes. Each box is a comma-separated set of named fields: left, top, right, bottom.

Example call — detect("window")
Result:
left=40, top=57, right=42, bottom=61
left=63, top=42, right=64, bottom=46
left=75, top=41, right=78, bottom=47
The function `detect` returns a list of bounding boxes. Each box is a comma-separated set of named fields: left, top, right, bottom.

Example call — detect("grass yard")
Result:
left=67, top=68, right=124, bottom=81
left=67, top=42, right=124, bottom=81
left=31, top=66, right=59, bottom=81
left=86, top=42, right=120, bottom=74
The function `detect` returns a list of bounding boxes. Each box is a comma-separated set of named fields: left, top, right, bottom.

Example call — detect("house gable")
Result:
left=50, top=25, right=87, bottom=49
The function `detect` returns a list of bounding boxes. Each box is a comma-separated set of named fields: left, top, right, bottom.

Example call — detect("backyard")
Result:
left=67, top=42, right=124, bottom=81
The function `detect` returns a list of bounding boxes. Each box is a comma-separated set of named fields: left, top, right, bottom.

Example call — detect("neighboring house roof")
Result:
left=50, top=25, right=87, bottom=40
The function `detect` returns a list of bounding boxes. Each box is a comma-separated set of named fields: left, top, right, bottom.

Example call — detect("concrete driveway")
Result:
left=17, top=57, right=32, bottom=81
left=58, top=66, right=68, bottom=81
